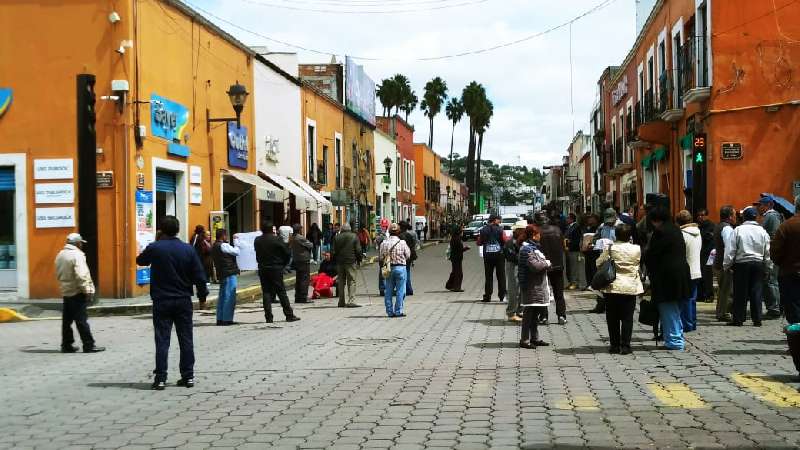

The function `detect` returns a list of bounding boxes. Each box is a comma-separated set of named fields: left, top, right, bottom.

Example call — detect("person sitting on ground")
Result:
left=311, top=252, right=338, bottom=299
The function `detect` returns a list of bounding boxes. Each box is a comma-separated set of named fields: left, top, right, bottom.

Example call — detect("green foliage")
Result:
left=446, top=154, right=543, bottom=204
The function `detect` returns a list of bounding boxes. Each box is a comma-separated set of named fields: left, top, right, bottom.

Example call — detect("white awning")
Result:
left=260, top=172, right=316, bottom=211
left=222, top=169, right=286, bottom=203
left=288, top=176, right=333, bottom=214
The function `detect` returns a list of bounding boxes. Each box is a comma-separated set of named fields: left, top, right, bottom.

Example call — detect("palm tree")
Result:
left=445, top=97, right=464, bottom=175
left=461, top=81, right=486, bottom=213
left=391, top=74, right=411, bottom=116
left=473, top=98, right=494, bottom=207
left=400, top=90, right=417, bottom=122
left=376, top=80, right=394, bottom=116
left=421, top=77, right=448, bottom=148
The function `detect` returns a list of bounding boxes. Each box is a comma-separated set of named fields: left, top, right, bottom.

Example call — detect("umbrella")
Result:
left=760, top=192, right=796, bottom=218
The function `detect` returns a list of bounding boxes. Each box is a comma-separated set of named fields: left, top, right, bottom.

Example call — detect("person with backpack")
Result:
left=478, top=214, right=507, bottom=303
left=379, top=223, right=411, bottom=317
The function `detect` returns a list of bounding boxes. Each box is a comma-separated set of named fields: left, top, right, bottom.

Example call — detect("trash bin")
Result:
left=785, top=324, right=800, bottom=374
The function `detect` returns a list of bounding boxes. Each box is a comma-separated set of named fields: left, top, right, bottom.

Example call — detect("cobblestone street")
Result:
left=2, top=246, right=800, bottom=450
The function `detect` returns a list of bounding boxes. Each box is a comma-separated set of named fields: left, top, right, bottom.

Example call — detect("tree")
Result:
left=473, top=98, right=494, bottom=208
left=400, top=90, right=417, bottom=122
left=421, top=77, right=448, bottom=149
left=445, top=97, right=464, bottom=176
left=378, top=74, right=413, bottom=117
left=461, top=81, right=486, bottom=213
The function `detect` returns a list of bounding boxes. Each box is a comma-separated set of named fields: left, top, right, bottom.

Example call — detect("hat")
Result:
left=743, top=206, right=758, bottom=221
left=66, top=233, right=86, bottom=244
left=389, top=223, right=400, bottom=233
left=512, top=220, right=527, bottom=231
left=759, top=195, right=774, bottom=205
left=603, top=208, right=617, bottom=224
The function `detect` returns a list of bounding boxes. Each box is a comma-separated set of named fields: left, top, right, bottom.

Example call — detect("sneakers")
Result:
left=532, top=340, right=550, bottom=347
left=519, top=342, right=536, bottom=349
left=500, top=298, right=508, bottom=303
left=83, top=346, right=106, bottom=353
left=286, top=316, right=301, bottom=322
left=538, top=317, right=549, bottom=325
left=176, top=378, right=195, bottom=388
left=151, top=380, right=166, bottom=391
left=558, top=316, right=567, bottom=325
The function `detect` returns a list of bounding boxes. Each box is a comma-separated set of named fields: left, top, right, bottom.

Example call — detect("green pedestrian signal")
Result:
left=695, top=152, right=704, bottom=164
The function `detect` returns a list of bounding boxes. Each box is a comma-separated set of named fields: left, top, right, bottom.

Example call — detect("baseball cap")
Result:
left=66, top=233, right=86, bottom=244
left=759, top=195, right=774, bottom=204
left=743, top=206, right=758, bottom=221
left=603, top=208, right=617, bottom=224
left=389, top=223, right=400, bottom=233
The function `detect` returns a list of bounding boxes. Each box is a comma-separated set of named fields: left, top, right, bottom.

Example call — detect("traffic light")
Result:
left=691, top=133, right=707, bottom=213
left=693, top=133, right=706, bottom=165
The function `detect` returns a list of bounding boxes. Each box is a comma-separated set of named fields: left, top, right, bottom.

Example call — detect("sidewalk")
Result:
left=1, top=243, right=437, bottom=320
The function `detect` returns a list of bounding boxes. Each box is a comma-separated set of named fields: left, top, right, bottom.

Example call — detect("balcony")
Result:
left=659, top=70, right=685, bottom=123
left=614, top=137, right=624, bottom=167
left=642, top=89, right=659, bottom=123
left=682, top=35, right=711, bottom=105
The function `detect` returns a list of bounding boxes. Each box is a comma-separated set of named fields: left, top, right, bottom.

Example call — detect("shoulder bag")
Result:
left=590, top=244, right=617, bottom=290
left=381, top=240, right=402, bottom=279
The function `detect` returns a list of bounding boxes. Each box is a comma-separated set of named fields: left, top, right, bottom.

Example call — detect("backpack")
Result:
left=482, top=225, right=502, bottom=254
left=381, top=240, right=402, bottom=279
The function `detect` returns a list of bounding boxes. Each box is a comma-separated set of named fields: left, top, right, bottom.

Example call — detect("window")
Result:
left=696, top=1, right=709, bottom=87
left=396, top=157, right=401, bottom=190
left=306, top=121, right=316, bottom=182
left=647, top=56, right=654, bottom=90
left=335, top=134, right=342, bottom=188
left=320, top=145, right=328, bottom=185
left=410, top=161, right=416, bottom=194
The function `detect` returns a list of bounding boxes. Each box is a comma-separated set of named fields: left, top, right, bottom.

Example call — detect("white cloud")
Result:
left=193, top=0, right=636, bottom=169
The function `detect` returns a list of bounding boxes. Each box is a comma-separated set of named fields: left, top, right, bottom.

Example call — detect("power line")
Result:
left=185, top=0, right=617, bottom=61
left=234, top=0, right=489, bottom=14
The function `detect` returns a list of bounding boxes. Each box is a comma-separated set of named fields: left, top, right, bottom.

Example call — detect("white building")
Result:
left=374, top=129, right=398, bottom=223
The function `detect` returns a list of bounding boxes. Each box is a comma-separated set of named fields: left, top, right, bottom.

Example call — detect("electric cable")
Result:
left=235, top=0, right=489, bottom=14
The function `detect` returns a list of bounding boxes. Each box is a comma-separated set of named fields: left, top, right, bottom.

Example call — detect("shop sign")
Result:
left=190, top=185, right=202, bottom=204
left=721, top=142, right=743, bottom=160
left=227, top=122, right=249, bottom=169
left=34, top=159, right=73, bottom=180
left=150, top=93, right=189, bottom=143
left=34, top=183, right=74, bottom=204
left=35, top=207, right=75, bottom=228
left=257, top=187, right=280, bottom=202
left=0, top=88, right=12, bottom=118
left=612, top=75, right=628, bottom=106
left=190, top=166, right=202, bottom=184
left=167, top=142, right=189, bottom=158
left=96, top=171, right=114, bottom=188
left=135, top=190, right=155, bottom=285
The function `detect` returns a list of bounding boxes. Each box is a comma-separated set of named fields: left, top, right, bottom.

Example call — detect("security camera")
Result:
left=109, top=11, right=121, bottom=23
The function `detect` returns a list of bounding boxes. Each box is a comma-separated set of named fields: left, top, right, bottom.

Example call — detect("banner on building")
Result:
left=135, top=190, right=155, bottom=285
left=150, top=93, right=189, bottom=144
left=227, top=122, right=249, bottom=169
left=345, top=56, right=376, bottom=126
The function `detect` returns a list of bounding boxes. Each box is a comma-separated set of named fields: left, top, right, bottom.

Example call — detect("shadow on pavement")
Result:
left=466, top=319, right=519, bottom=327
left=713, top=348, right=789, bottom=356
left=347, top=315, right=393, bottom=319
left=87, top=382, right=152, bottom=390
left=554, top=345, right=662, bottom=355
left=734, top=339, right=785, bottom=345
left=746, top=373, right=800, bottom=384
left=19, top=348, right=62, bottom=354
left=469, top=342, right=521, bottom=349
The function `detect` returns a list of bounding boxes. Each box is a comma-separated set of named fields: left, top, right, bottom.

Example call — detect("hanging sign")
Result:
left=34, top=159, right=73, bottom=180
left=721, top=142, right=743, bottom=160
left=227, top=122, right=249, bottom=169
left=34, top=183, right=74, bottom=204
left=150, top=93, right=189, bottom=143
left=35, top=207, right=76, bottom=228
left=135, top=190, right=155, bottom=285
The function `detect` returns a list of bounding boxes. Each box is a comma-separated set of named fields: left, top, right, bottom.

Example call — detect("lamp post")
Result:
left=375, top=156, right=393, bottom=181
left=206, top=81, right=249, bottom=131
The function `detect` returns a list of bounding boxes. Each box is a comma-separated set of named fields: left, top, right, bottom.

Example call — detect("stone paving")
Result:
left=1, top=245, right=800, bottom=449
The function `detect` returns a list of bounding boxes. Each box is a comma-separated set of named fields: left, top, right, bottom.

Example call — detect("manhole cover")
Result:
left=335, top=337, right=404, bottom=346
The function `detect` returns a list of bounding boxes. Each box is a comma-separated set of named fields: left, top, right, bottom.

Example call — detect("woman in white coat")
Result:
left=596, top=224, right=644, bottom=354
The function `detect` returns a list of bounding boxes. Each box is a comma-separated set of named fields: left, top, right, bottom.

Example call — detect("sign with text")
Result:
left=34, top=183, right=74, bottom=204
left=721, top=142, right=743, bottom=160
left=96, top=171, right=114, bottom=188
left=190, top=166, right=202, bottom=184
left=35, top=207, right=75, bottom=228
left=150, top=93, right=189, bottom=143
left=227, top=122, right=249, bottom=169
left=135, top=190, right=155, bottom=285
left=190, top=185, right=202, bottom=204
left=34, top=159, right=73, bottom=180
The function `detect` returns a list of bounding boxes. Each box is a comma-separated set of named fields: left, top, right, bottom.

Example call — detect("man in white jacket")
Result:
left=54, top=233, right=105, bottom=353
left=723, top=207, right=771, bottom=327
left=677, top=210, right=702, bottom=332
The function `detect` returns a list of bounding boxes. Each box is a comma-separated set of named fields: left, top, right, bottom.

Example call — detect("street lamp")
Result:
left=375, top=156, right=393, bottom=183
left=206, top=80, right=249, bottom=130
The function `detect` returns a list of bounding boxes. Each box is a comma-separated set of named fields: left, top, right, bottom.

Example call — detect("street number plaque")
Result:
left=96, top=171, right=114, bottom=188
left=721, top=142, right=743, bottom=160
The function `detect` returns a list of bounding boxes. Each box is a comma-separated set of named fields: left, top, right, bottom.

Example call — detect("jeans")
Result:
left=384, top=266, right=408, bottom=316
left=732, top=261, right=764, bottom=324
left=152, top=297, right=194, bottom=382
left=505, top=261, right=521, bottom=317
left=216, top=275, right=238, bottom=322
left=337, top=264, right=358, bottom=306
left=520, top=306, right=541, bottom=343
left=378, top=266, right=386, bottom=294
left=62, top=293, right=95, bottom=349
left=779, top=273, right=800, bottom=324
left=294, top=263, right=310, bottom=303
left=764, top=262, right=781, bottom=314
left=605, top=294, right=636, bottom=349
left=714, top=267, right=733, bottom=320
left=446, top=259, right=463, bottom=291
left=259, top=268, right=295, bottom=321
left=483, top=253, right=506, bottom=301
left=658, top=301, right=684, bottom=350
left=680, top=279, right=699, bottom=332
left=406, top=263, right=414, bottom=295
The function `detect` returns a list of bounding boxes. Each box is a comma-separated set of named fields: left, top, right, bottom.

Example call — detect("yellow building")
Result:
left=343, top=112, right=376, bottom=230
left=0, top=0, right=267, bottom=298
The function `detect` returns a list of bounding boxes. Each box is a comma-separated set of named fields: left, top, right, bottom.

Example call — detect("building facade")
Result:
left=374, top=129, right=398, bottom=223
left=377, top=116, right=416, bottom=223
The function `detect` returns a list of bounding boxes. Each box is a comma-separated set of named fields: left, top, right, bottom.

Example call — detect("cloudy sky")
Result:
left=191, top=0, right=637, bottom=170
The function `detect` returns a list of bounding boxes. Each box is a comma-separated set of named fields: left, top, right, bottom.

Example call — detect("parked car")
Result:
left=462, top=220, right=486, bottom=241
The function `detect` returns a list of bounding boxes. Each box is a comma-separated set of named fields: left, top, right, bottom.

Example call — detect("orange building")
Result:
left=377, top=116, right=416, bottom=222
left=413, top=143, right=442, bottom=234
left=598, top=0, right=800, bottom=218
left=0, top=1, right=265, bottom=299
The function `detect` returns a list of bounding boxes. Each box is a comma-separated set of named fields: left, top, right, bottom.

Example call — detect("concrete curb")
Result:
left=0, top=244, right=438, bottom=322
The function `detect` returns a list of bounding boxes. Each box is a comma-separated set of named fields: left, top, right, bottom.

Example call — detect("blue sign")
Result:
left=227, top=122, right=249, bottom=169
left=150, top=93, right=189, bottom=145
left=168, top=142, right=190, bottom=158
left=136, top=268, right=151, bottom=285
left=0, top=88, right=12, bottom=118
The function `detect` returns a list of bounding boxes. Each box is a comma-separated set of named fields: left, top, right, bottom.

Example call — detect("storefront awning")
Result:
left=222, top=169, right=286, bottom=203
left=260, top=172, right=316, bottom=211
left=288, top=176, right=333, bottom=215
left=653, top=146, right=667, bottom=161
left=679, top=133, right=694, bottom=150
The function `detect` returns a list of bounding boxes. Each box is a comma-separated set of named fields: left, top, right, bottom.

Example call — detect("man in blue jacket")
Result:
left=136, top=216, right=208, bottom=391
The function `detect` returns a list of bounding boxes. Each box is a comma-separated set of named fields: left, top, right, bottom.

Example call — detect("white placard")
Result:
left=190, top=165, right=202, bottom=184
left=234, top=231, right=261, bottom=271
left=34, top=182, right=74, bottom=204
left=35, top=207, right=75, bottom=228
left=34, top=159, right=74, bottom=180
left=190, top=185, right=202, bottom=204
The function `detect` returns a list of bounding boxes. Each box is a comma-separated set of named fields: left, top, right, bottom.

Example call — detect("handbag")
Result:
left=590, top=245, right=616, bottom=290
left=638, top=298, right=659, bottom=326
left=381, top=240, right=401, bottom=279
